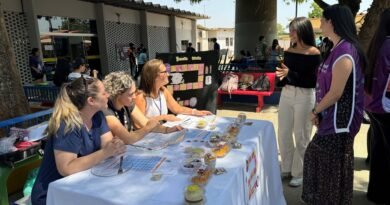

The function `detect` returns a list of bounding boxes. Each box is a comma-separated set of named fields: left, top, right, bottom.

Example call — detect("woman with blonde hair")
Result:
left=103, top=71, right=182, bottom=144
left=135, top=59, right=212, bottom=121
left=31, top=77, right=126, bottom=205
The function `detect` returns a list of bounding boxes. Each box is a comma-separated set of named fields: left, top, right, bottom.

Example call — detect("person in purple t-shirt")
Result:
left=365, top=8, right=390, bottom=205
left=301, top=5, right=367, bottom=205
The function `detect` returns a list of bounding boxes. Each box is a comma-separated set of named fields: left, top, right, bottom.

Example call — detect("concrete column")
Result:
left=95, top=3, right=109, bottom=75
left=169, top=15, right=177, bottom=53
left=191, top=19, right=196, bottom=48
left=140, top=11, right=149, bottom=57
left=22, top=0, right=40, bottom=50
left=234, top=0, right=277, bottom=57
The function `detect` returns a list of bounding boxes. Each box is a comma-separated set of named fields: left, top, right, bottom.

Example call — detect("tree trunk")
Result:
left=358, top=0, right=390, bottom=52
left=0, top=3, right=30, bottom=121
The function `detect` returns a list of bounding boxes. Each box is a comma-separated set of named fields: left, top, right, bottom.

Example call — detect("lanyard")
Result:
left=152, top=93, right=162, bottom=116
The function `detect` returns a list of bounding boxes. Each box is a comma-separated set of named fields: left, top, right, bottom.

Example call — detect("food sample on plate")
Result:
left=191, top=164, right=213, bottom=186
left=196, top=119, right=207, bottom=129
left=207, top=132, right=225, bottom=147
left=185, top=184, right=204, bottom=205
left=182, top=158, right=203, bottom=174
left=203, top=153, right=216, bottom=169
left=212, top=143, right=230, bottom=158
left=185, top=147, right=206, bottom=158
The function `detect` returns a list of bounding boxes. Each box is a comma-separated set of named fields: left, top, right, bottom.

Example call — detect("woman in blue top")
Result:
left=302, top=5, right=367, bottom=204
left=31, top=77, right=126, bottom=205
left=365, top=8, right=390, bottom=204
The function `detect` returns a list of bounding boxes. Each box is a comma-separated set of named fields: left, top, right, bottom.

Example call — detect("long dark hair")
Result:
left=289, top=17, right=316, bottom=48
left=365, top=8, right=390, bottom=94
left=323, top=4, right=367, bottom=74
left=271, top=39, right=279, bottom=50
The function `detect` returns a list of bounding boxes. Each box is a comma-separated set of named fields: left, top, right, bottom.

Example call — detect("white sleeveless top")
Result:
left=145, top=91, right=168, bottom=118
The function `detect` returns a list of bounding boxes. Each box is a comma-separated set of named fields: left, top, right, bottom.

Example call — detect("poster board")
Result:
left=156, top=51, right=219, bottom=113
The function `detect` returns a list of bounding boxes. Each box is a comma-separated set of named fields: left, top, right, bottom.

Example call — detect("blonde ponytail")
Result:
left=46, top=85, right=83, bottom=137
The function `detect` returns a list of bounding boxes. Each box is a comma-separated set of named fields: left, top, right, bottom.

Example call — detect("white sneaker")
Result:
left=289, top=177, right=303, bottom=187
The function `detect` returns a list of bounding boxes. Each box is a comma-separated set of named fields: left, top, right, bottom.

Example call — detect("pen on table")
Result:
left=152, top=157, right=166, bottom=172
left=118, top=156, right=124, bottom=174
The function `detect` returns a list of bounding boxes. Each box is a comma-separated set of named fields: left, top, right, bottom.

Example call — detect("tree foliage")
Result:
left=283, top=0, right=308, bottom=6
left=308, top=2, right=323, bottom=18
left=277, top=23, right=286, bottom=35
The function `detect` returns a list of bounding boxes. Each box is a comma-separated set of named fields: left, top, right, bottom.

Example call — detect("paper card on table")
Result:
left=198, top=66, right=204, bottom=75
left=198, top=75, right=204, bottom=82
left=198, top=82, right=204, bottom=89
left=193, top=83, right=198, bottom=89
left=180, top=84, right=186, bottom=90
left=198, top=64, right=204, bottom=70
left=170, top=65, right=176, bottom=72
left=184, top=100, right=190, bottom=106
left=186, top=83, right=193, bottom=89
left=167, top=85, right=173, bottom=94
left=181, top=64, right=187, bottom=71
left=181, top=65, right=187, bottom=72
left=165, top=64, right=171, bottom=72
left=173, top=85, right=180, bottom=91
left=194, top=64, right=199, bottom=70
left=188, top=64, right=194, bottom=71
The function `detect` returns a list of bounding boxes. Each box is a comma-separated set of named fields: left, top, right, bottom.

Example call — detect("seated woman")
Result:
left=31, top=77, right=126, bottom=205
left=102, top=71, right=182, bottom=144
left=135, top=59, right=212, bottom=121
left=67, top=58, right=98, bottom=81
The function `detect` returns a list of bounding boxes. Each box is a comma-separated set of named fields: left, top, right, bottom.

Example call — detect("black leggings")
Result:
left=367, top=112, right=390, bottom=204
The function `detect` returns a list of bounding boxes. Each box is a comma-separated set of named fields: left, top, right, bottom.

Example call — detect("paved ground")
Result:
left=217, top=103, right=374, bottom=205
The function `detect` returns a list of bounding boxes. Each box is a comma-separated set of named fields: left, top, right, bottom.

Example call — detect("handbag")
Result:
left=251, top=74, right=270, bottom=91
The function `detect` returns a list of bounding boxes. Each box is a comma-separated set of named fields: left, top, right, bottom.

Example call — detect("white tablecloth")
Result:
left=47, top=118, right=286, bottom=205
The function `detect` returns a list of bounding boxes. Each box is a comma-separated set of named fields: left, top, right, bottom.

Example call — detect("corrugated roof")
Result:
left=79, top=0, right=209, bottom=20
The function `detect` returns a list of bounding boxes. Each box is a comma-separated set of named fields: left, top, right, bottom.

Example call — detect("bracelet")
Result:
left=191, top=109, right=196, bottom=115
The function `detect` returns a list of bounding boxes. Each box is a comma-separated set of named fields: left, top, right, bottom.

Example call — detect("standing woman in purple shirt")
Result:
left=301, top=5, right=367, bottom=204
left=365, top=8, right=390, bottom=205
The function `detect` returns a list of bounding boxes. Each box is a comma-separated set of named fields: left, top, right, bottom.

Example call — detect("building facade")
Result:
left=1, top=0, right=206, bottom=84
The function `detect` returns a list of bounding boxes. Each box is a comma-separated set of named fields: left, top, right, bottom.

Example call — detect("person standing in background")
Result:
left=29, top=48, right=44, bottom=83
left=212, top=38, right=220, bottom=52
left=186, top=42, right=196, bottom=53
left=364, top=8, right=390, bottom=205
left=301, top=5, right=367, bottom=204
left=255, top=36, right=268, bottom=66
left=135, top=48, right=148, bottom=81
left=127, top=43, right=137, bottom=78
left=276, top=17, right=321, bottom=187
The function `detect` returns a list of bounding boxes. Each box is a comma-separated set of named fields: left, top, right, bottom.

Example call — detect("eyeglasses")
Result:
left=159, top=70, right=169, bottom=74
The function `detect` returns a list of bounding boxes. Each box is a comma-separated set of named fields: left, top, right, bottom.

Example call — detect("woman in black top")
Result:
left=275, top=17, right=321, bottom=187
left=102, top=71, right=182, bottom=144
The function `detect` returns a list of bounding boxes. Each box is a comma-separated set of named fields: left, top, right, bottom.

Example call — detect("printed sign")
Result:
left=156, top=51, right=219, bottom=113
